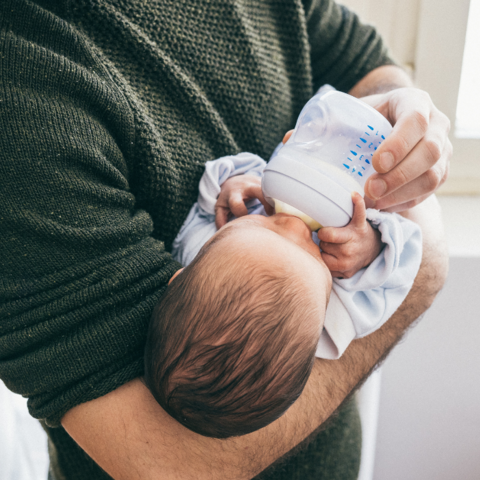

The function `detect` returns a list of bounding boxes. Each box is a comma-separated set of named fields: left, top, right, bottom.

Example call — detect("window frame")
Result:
left=415, top=0, right=480, bottom=193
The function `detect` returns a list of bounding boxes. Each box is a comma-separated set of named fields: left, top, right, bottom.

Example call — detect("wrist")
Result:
left=363, top=224, right=383, bottom=269
left=348, top=65, right=413, bottom=98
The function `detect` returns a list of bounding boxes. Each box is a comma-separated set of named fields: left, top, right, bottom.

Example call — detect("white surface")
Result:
left=362, top=195, right=480, bottom=480
left=416, top=0, right=480, bottom=187
left=456, top=0, right=480, bottom=138
left=438, top=196, right=480, bottom=257
left=0, top=381, right=49, bottom=480
left=373, top=257, right=480, bottom=480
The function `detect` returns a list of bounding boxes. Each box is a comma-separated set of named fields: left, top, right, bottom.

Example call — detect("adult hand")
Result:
left=283, top=85, right=451, bottom=213
left=359, top=87, right=451, bottom=212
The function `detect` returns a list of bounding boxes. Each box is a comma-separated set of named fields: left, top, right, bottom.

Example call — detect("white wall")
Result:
left=339, top=0, right=420, bottom=69
left=371, top=196, right=480, bottom=479
left=340, top=0, right=480, bottom=194
left=373, top=255, right=480, bottom=479
left=0, top=382, right=49, bottom=480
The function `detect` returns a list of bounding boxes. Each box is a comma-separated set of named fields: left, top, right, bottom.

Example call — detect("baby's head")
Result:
left=144, top=214, right=331, bottom=438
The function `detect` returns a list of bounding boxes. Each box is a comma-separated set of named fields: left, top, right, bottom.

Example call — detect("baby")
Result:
left=144, top=152, right=422, bottom=439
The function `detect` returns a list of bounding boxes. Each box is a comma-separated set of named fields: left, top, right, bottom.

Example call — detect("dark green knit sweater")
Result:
left=0, top=0, right=393, bottom=478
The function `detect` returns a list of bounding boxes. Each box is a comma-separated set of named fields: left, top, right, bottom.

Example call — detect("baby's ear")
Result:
left=168, top=268, right=184, bottom=285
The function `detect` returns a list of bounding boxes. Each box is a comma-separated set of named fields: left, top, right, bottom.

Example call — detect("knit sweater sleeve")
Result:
left=302, top=0, right=397, bottom=93
left=0, top=5, right=180, bottom=427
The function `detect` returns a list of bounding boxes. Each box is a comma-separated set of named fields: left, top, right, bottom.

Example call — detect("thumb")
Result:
left=243, top=183, right=275, bottom=215
left=350, top=192, right=367, bottom=228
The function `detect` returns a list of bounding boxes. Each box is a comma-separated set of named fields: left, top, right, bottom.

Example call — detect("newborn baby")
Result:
left=144, top=153, right=422, bottom=439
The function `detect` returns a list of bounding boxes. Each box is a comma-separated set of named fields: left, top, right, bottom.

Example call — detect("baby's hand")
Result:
left=317, top=192, right=383, bottom=278
left=215, top=175, right=274, bottom=229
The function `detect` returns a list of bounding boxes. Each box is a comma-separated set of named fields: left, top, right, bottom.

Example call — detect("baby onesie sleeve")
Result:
left=316, top=210, right=423, bottom=359
left=171, top=153, right=267, bottom=266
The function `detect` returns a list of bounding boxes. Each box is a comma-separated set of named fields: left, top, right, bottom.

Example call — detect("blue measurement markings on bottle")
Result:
left=344, top=124, right=384, bottom=177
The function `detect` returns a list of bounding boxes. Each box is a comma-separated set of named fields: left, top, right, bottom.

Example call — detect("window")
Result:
left=341, top=0, right=480, bottom=193
left=456, top=0, right=480, bottom=139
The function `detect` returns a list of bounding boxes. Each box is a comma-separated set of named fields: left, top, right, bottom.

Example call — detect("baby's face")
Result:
left=231, top=213, right=325, bottom=264
left=213, top=213, right=332, bottom=316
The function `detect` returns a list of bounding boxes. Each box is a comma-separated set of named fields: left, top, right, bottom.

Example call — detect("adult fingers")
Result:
left=372, top=145, right=450, bottom=211
left=366, top=115, right=450, bottom=202
left=371, top=90, right=432, bottom=175
left=378, top=192, right=432, bottom=213
left=366, top=90, right=451, bottom=203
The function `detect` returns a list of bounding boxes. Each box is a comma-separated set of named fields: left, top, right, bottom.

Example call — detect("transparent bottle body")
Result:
left=263, top=91, right=393, bottom=229
left=278, top=91, right=393, bottom=192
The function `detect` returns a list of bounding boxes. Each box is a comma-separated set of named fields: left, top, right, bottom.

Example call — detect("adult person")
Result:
left=0, top=0, right=449, bottom=479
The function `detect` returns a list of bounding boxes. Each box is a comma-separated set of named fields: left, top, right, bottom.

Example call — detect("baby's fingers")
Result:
left=319, top=240, right=346, bottom=258
left=317, top=226, right=353, bottom=244
left=320, top=252, right=343, bottom=275
left=351, top=192, right=367, bottom=228
left=242, top=183, right=275, bottom=216
left=228, top=191, right=249, bottom=218
left=215, top=206, right=231, bottom=229
left=320, top=251, right=356, bottom=278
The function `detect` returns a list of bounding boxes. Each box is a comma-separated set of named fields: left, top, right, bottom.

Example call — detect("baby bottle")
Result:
left=262, top=90, right=393, bottom=230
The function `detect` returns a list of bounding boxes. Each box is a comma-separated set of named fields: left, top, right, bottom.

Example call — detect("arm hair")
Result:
left=61, top=195, right=447, bottom=480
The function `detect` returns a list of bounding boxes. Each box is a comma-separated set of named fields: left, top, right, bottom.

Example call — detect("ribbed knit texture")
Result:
left=1, top=0, right=392, bottom=478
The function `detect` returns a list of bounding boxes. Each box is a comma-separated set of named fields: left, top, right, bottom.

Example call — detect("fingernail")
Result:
left=369, top=179, right=387, bottom=199
left=380, top=152, right=394, bottom=172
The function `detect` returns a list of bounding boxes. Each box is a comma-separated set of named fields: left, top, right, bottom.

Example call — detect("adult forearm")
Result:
left=63, top=196, right=447, bottom=480
left=348, top=64, right=413, bottom=97
left=314, top=195, right=448, bottom=397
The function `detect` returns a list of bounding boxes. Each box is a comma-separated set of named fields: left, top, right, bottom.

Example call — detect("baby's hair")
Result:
left=144, top=230, right=322, bottom=438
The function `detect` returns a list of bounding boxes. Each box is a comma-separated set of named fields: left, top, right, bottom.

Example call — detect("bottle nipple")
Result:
left=273, top=199, right=322, bottom=231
